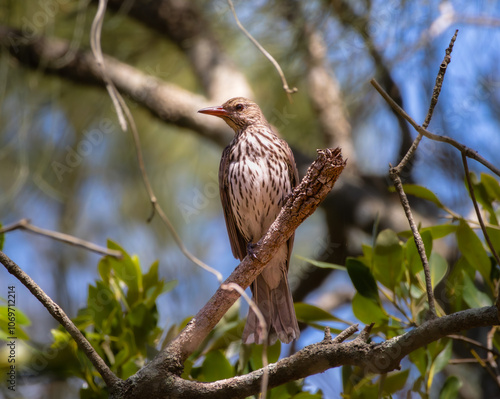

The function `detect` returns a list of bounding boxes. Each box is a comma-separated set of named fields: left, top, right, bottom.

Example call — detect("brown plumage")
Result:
left=198, top=97, right=300, bottom=344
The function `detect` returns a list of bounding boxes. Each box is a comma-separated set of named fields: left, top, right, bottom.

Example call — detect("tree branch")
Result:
left=102, top=0, right=253, bottom=101
left=0, top=219, right=122, bottom=258
left=119, top=148, right=347, bottom=397
left=0, top=250, right=123, bottom=391
left=227, top=0, right=297, bottom=96
left=0, top=26, right=232, bottom=147
left=462, top=154, right=500, bottom=312
left=117, top=306, right=499, bottom=398
left=394, top=29, right=458, bottom=173
left=381, top=30, right=462, bottom=319
left=370, top=78, right=500, bottom=178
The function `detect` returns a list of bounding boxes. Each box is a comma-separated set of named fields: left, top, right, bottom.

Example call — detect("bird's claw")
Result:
left=247, top=243, right=258, bottom=260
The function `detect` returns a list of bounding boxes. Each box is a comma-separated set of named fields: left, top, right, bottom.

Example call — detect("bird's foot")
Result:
left=246, top=242, right=259, bottom=260
left=282, top=191, right=295, bottom=206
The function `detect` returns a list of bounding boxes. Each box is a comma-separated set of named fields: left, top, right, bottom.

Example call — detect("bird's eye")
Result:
left=235, top=103, right=245, bottom=111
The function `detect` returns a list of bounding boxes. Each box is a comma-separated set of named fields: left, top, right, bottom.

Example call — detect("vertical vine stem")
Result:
left=462, top=154, right=500, bottom=312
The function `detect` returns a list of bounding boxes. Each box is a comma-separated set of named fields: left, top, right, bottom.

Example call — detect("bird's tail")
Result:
left=242, top=273, right=300, bottom=345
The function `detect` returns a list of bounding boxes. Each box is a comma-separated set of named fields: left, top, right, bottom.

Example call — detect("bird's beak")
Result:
left=197, top=105, right=228, bottom=117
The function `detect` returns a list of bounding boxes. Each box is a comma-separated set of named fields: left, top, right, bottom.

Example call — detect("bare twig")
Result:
left=222, top=283, right=268, bottom=399
left=389, top=170, right=437, bottom=318
left=0, top=219, right=122, bottom=258
left=394, top=29, right=458, bottom=173
left=448, top=334, right=500, bottom=356
left=377, top=32, right=460, bottom=320
left=0, top=251, right=123, bottom=390
left=449, top=358, right=490, bottom=364
left=89, top=1, right=223, bottom=283
left=90, top=0, right=127, bottom=131
left=333, top=324, right=359, bottom=344
left=155, top=206, right=223, bottom=282
left=462, top=154, right=500, bottom=311
left=487, top=326, right=500, bottom=387
left=227, top=0, right=297, bottom=96
left=370, top=79, right=500, bottom=178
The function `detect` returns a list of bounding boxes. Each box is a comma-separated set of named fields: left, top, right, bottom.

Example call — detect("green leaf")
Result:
left=88, top=281, right=118, bottom=332
left=486, top=227, right=500, bottom=257
left=121, top=358, right=139, bottom=379
left=162, top=280, right=178, bottom=294
left=346, top=258, right=379, bottom=301
left=428, top=340, right=452, bottom=390
left=439, top=376, right=463, bottom=399
left=481, top=173, right=500, bottom=201
left=294, top=255, right=346, bottom=271
left=409, top=347, right=428, bottom=376
left=429, top=252, right=448, bottom=288
left=400, top=184, right=444, bottom=208
left=468, top=173, right=498, bottom=225
left=456, top=219, right=491, bottom=282
left=373, top=229, right=404, bottom=290
left=107, top=240, right=142, bottom=305
left=342, top=365, right=354, bottom=394
left=114, top=328, right=136, bottom=369
left=352, top=292, right=388, bottom=325
left=462, top=271, right=492, bottom=308
left=0, top=306, right=31, bottom=326
left=294, top=302, right=344, bottom=323
left=143, top=260, right=160, bottom=291
left=406, top=230, right=433, bottom=275
left=432, top=339, right=452, bottom=374
left=201, top=350, right=234, bottom=382
left=382, top=369, right=410, bottom=395
left=251, top=340, right=281, bottom=370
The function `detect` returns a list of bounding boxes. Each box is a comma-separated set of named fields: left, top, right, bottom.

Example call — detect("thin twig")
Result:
left=227, top=0, right=297, bottom=96
left=0, top=251, right=122, bottom=389
left=487, top=326, right=500, bottom=387
left=0, top=219, right=122, bottom=258
left=378, top=33, right=458, bottom=321
left=422, top=30, right=458, bottom=129
left=89, top=0, right=222, bottom=283
left=222, top=283, right=268, bottom=399
left=394, top=30, right=458, bottom=173
left=449, top=358, right=490, bottom=364
left=390, top=170, right=437, bottom=318
left=462, top=154, right=500, bottom=311
left=155, top=206, right=223, bottom=282
left=370, top=79, right=500, bottom=177
left=448, top=334, right=500, bottom=356
left=90, top=0, right=127, bottom=131
left=332, top=324, right=359, bottom=344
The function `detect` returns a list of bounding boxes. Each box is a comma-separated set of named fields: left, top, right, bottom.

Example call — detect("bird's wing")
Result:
left=282, top=141, right=299, bottom=270
left=219, top=145, right=248, bottom=260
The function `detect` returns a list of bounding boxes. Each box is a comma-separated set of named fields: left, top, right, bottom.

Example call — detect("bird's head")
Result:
left=198, top=97, right=267, bottom=132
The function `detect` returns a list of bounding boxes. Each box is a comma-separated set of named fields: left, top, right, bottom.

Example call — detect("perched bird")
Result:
left=198, top=97, right=300, bottom=344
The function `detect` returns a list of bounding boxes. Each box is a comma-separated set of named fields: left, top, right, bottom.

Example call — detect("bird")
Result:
left=198, top=97, right=300, bottom=345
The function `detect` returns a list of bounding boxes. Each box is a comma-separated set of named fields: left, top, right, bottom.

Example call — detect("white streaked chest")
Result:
left=227, top=133, right=292, bottom=241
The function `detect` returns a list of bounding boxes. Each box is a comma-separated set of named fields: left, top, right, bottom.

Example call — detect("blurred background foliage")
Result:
left=0, top=0, right=500, bottom=397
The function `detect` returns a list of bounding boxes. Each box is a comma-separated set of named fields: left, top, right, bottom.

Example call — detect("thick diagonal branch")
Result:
left=0, top=26, right=232, bottom=147
left=122, top=148, right=346, bottom=395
